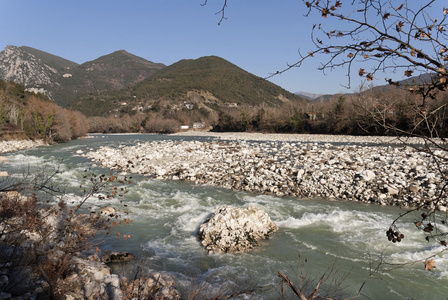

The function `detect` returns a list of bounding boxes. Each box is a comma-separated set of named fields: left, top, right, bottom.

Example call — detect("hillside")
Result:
left=20, top=46, right=79, bottom=70
left=71, top=56, right=306, bottom=116
left=0, top=45, right=76, bottom=99
left=133, top=56, right=303, bottom=105
left=81, top=50, right=165, bottom=84
left=0, top=46, right=166, bottom=107
left=0, top=79, right=88, bottom=142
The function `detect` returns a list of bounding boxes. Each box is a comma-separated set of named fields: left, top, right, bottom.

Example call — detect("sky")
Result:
left=0, top=0, right=409, bottom=95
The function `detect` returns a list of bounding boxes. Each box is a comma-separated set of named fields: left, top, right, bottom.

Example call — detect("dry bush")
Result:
left=0, top=168, right=132, bottom=298
left=144, top=118, right=180, bottom=133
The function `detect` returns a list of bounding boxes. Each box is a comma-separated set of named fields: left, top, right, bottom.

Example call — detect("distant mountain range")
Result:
left=295, top=91, right=325, bottom=100
left=0, top=45, right=306, bottom=116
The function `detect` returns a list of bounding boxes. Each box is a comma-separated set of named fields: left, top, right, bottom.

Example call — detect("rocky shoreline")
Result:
left=0, top=139, right=45, bottom=154
left=83, top=133, right=447, bottom=211
left=171, top=131, right=436, bottom=144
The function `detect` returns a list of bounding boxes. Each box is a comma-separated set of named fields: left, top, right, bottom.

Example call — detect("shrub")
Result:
left=144, top=118, right=180, bottom=134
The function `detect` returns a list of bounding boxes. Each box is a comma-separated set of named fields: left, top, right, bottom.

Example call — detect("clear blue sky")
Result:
left=0, top=0, right=382, bottom=95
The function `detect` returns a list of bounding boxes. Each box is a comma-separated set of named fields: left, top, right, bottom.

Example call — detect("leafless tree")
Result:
left=203, top=0, right=448, bottom=274
left=272, top=1, right=448, bottom=99
left=0, top=167, right=132, bottom=298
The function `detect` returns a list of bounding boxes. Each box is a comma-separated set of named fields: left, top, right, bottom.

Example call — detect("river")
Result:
left=2, top=134, right=447, bottom=299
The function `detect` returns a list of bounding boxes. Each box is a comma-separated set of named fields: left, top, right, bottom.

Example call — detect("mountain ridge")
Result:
left=71, top=55, right=307, bottom=116
left=0, top=45, right=166, bottom=106
left=0, top=45, right=308, bottom=119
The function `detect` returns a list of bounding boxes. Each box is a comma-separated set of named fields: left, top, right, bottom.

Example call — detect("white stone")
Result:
left=296, top=169, right=305, bottom=181
left=155, top=168, right=167, bottom=176
left=360, top=170, right=376, bottom=181
left=198, top=206, right=278, bottom=253
left=386, top=184, right=399, bottom=195
left=100, top=206, right=115, bottom=215
left=437, top=206, right=447, bottom=212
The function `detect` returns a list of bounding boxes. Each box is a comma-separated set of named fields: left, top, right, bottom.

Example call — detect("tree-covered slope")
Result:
left=132, top=55, right=303, bottom=106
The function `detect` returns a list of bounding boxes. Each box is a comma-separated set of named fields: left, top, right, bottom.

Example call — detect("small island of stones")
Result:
left=83, top=133, right=447, bottom=211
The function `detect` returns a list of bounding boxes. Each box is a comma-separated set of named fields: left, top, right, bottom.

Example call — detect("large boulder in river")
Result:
left=198, top=206, right=279, bottom=254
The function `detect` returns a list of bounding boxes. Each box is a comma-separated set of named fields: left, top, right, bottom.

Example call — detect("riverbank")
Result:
left=83, top=133, right=447, bottom=211
left=171, top=131, right=437, bottom=144
left=0, top=139, right=46, bottom=154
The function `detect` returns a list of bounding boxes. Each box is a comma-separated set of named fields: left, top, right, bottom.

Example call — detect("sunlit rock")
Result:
left=100, top=206, right=116, bottom=215
left=198, top=206, right=278, bottom=254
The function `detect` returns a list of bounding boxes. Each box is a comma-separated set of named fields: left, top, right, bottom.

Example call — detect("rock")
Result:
left=125, top=273, right=180, bottom=300
left=0, top=275, right=8, bottom=286
left=408, top=184, right=419, bottom=193
left=63, top=257, right=123, bottom=300
left=100, top=206, right=116, bottom=215
left=0, top=140, right=45, bottom=154
left=104, top=274, right=122, bottom=300
left=0, top=292, right=11, bottom=299
left=0, top=172, right=8, bottom=177
left=83, top=137, right=447, bottom=210
left=5, top=266, right=34, bottom=296
left=437, top=205, right=447, bottom=212
left=153, top=286, right=181, bottom=300
left=360, top=170, right=376, bottom=181
left=386, top=184, right=399, bottom=196
left=198, top=206, right=279, bottom=254
left=296, top=169, right=305, bottom=181
left=101, top=251, right=135, bottom=263
left=156, top=168, right=167, bottom=176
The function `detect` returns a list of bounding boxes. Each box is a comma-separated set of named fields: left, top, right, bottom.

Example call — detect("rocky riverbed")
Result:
left=83, top=133, right=447, bottom=210
left=0, top=139, right=45, bottom=154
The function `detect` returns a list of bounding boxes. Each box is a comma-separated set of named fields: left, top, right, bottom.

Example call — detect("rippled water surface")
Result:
left=2, top=134, right=447, bottom=299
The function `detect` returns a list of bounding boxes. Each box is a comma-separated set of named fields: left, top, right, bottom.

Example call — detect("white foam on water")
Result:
left=6, top=136, right=448, bottom=299
left=277, top=209, right=353, bottom=229
left=172, top=211, right=212, bottom=235
left=54, top=168, right=89, bottom=188
left=300, top=242, right=317, bottom=250
left=3, top=154, right=48, bottom=173
left=388, top=244, right=447, bottom=264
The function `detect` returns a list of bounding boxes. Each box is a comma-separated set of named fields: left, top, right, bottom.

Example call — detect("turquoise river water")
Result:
left=1, top=134, right=447, bottom=299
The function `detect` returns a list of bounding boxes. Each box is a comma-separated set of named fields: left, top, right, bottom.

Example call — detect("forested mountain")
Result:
left=0, top=45, right=165, bottom=107
left=71, top=55, right=306, bottom=116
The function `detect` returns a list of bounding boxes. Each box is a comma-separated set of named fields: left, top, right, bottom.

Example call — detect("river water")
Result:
left=2, top=134, right=447, bottom=299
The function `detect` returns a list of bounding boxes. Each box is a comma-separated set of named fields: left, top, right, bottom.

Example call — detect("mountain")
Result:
left=71, top=55, right=306, bottom=116
left=295, top=91, right=325, bottom=100
left=0, top=46, right=166, bottom=106
left=134, top=56, right=303, bottom=105
left=0, top=45, right=77, bottom=98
